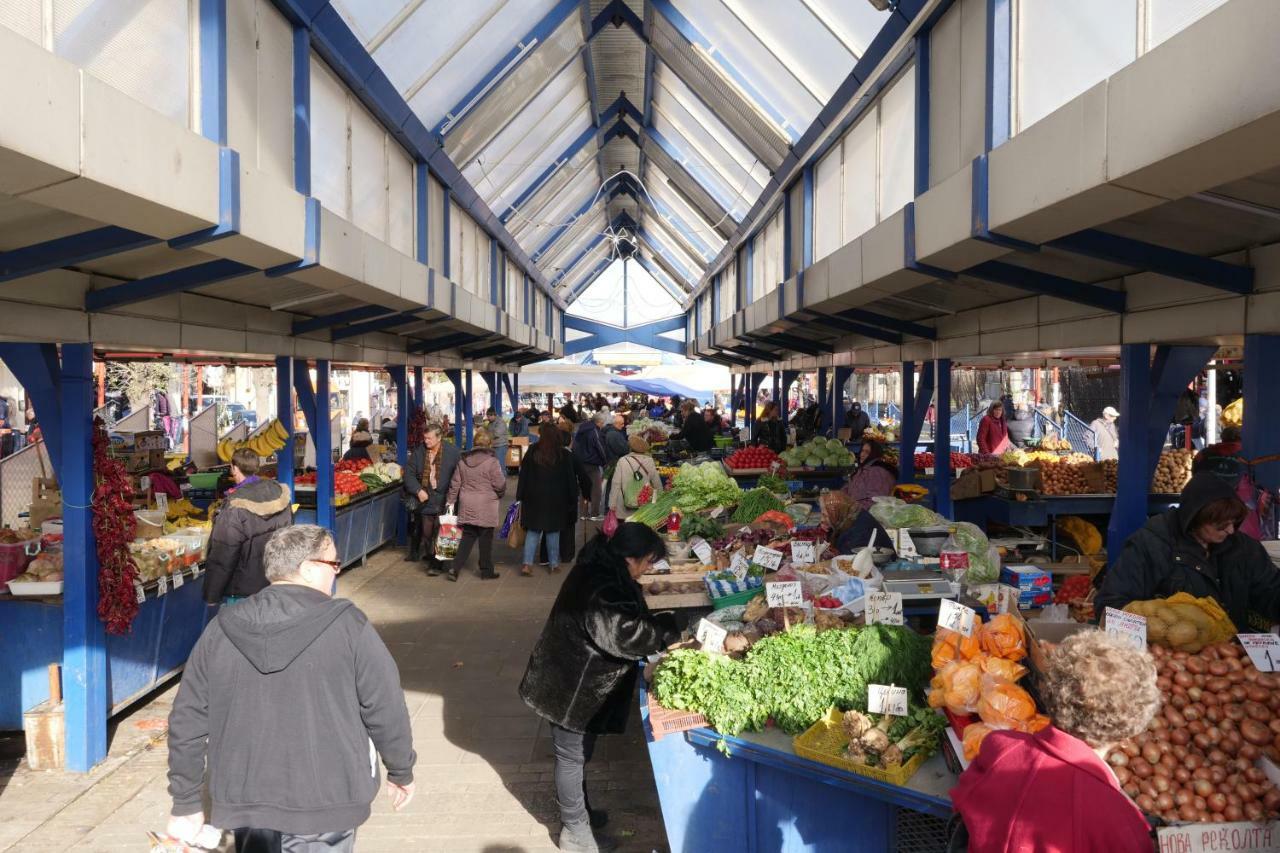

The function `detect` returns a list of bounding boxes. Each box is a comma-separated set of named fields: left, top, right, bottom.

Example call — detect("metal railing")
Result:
left=0, top=440, right=53, bottom=528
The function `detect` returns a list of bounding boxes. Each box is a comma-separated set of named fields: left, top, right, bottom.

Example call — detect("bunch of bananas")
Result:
left=165, top=497, right=205, bottom=521
left=217, top=419, right=291, bottom=462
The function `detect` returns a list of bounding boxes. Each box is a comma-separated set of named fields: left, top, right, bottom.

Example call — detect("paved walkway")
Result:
left=0, top=527, right=670, bottom=852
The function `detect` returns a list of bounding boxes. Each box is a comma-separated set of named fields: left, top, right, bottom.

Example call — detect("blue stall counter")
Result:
left=640, top=679, right=956, bottom=852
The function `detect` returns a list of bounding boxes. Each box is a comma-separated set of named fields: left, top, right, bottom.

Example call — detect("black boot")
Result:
left=558, top=821, right=614, bottom=853
left=405, top=524, right=421, bottom=563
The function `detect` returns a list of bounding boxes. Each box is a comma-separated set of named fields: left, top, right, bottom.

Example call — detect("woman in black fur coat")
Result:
left=519, top=523, right=678, bottom=853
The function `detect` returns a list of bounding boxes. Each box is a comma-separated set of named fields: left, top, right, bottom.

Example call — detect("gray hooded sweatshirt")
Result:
left=167, top=584, right=415, bottom=834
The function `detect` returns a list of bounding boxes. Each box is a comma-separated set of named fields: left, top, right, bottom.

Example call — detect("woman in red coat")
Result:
left=976, top=401, right=1011, bottom=455
left=951, top=631, right=1160, bottom=852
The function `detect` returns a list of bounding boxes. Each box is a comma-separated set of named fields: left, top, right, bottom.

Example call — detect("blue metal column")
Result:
left=901, top=362, right=935, bottom=484
left=314, top=360, right=334, bottom=533
left=512, top=374, right=520, bottom=415
left=464, top=370, right=475, bottom=448
left=1244, top=335, right=1280, bottom=491
left=446, top=369, right=463, bottom=444
left=898, top=361, right=917, bottom=484
left=274, top=356, right=294, bottom=496
left=728, top=374, right=737, bottom=428
left=1108, top=344, right=1151, bottom=560
left=413, top=366, right=424, bottom=411
left=198, top=0, right=228, bottom=145
left=817, top=368, right=830, bottom=435
left=61, top=343, right=105, bottom=772
left=387, top=365, right=409, bottom=544
left=833, top=366, right=853, bottom=439
left=934, top=359, right=953, bottom=517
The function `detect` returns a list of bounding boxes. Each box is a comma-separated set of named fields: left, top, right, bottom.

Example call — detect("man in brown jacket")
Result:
left=444, top=428, right=507, bottom=581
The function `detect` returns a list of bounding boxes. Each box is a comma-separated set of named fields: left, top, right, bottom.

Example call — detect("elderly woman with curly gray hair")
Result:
left=950, top=631, right=1161, bottom=852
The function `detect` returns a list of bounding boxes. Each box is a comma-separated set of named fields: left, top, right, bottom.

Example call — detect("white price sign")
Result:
left=650, top=559, right=671, bottom=574
left=938, top=598, right=976, bottom=637
left=134, top=580, right=146, bottom=604
left=156, top=574, right=168, bottom=596
left=695, top=618, right=728, bottom=654
left=155, top=493, right=169, bottom=515
left=752, top=545, right=784, bottom=571
left=790, top=541, right=816, bottom=566
left=139, top=475, right=151, bottom=493
left=172, top=568, right=184, bottom=588
left=689, top=536, right=713, bottom=566
left=866, top=592, right=904, bottom=626
left=729, top=551, right=750, bottom=582
left=868, top=684, right=909, bottom=716
left=1104, top=607, right=1147, bottom=650
left=710, top=506, right=725, bottom=519
left=1238, top=633, right=1280, bottom=672
left=1156, top=820, right=1280, bottom=853
left=894, top=529, right=918, bottom=558
left=765, top=580, right=803, bottom=608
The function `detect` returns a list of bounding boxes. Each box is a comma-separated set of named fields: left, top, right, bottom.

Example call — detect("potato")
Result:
left=1166, top=622, right=1199, bottom=647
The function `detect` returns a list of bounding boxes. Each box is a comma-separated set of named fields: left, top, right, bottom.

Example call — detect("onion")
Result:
left=1209, top=661, right=1230, bottom=677
left=1170, top=693, right=1189, bottom=710
left=1153, top=774, right=1172, bottom=793
left=1241, top=718, right=1272, bottom=746
left=1246, top=801, right=1266, bottom=821
left=1230, top=684, right=1249, bottom=701
left=1183, top=705, right=1202, bottom=722
left=1180, top=802, right=1200, bottom=822
left=1160, top=752, right=1178, bottom=772
left=1245, top=767, right=1266, bottom=785
left=1186, top=657, right=1207, bottom=674
left=1206, top=706, right=1223, bottom=723
left=1194, top=732, right=1213, bottom=751
left=1171, top=728, right=1191, bottom=746
left=1122, top=740, right=1142, bottom=757
left=1239, top=784, right=1258, bottom=804
left=1208, top=749, right=1229, bottom=766
left=1225, top=803, right=1245, bottom=821
left=1175, top=766, right=1192, bottom=783
left=1225, top=704, right=1247, bottom=722
left=1186, top=753, right=1204, bottom=770
left=1136, top=793, right=1157, bottom=813
left=1108, top=750, right=1130, bottom=767
left=1174, top=671, right=1195, bottom=688
left=1207, top=676, right=1231, bottom=692
left=1157, top=675, right=1173, bottom=691
left=1208, top=792, right=1228, bottom=813
left=1189, top=720, right=1207, bottom=735
left=1130, top=757, right=1153, bottom=779
left=1193, top=766, right=1214, bottom=782
left=1210, top=767, right=1227, bottom=785
left=1269, top=719, right=1280, bottom=735
left=1187, top=686, right=1204, bottom=702
left=1174, top=789, right=1194, bottom=806
left=1143, top=743, right=1163, bottom=765
left=1193, top=779, right=1215, bottom=798
left=1244, top=700, right=1269, bottom=721
left=1114, top=765, right=1132, bottom=785
left=1264, top=788, right=1280, bottom=813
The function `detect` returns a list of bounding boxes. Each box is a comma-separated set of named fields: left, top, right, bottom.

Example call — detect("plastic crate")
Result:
left=792, top=707, right=929, bottom=786
left=711, top=585, right=763, bottom=610
left=704, top=572, right=763, bottom=600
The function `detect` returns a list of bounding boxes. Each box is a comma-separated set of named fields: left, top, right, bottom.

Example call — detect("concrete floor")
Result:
left=0, top=525, right=670, bottom=852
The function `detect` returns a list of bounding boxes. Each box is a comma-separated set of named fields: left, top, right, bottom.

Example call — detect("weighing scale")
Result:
left=881, top=567, right=961, bottom=601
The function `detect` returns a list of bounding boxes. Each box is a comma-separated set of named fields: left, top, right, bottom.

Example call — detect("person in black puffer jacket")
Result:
left=1096, top=472, right=1280, bottom=632
left=203, top=447, right=293, bottom=605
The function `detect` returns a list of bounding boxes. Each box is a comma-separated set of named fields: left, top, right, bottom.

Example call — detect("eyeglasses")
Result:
left=308, top=558, right=341, bottom=570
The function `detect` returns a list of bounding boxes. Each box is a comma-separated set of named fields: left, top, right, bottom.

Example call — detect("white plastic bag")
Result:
left=434, top=506, right=462, bottom=561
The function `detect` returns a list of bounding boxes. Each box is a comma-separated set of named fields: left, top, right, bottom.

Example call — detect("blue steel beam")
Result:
left=589, top=0, right=643, bottom=39
left=901, top=361, right=935, bottom=483
left=933, top=358, right=952, bottom=517
left=198, top=0, right=228, bottom=145
left=965, top=260, right=1126, bottom=313
left=500, top=124, right=597, bottom=224
left=798, top=313, right=904, bottom=344
left=1046, top=229, right=1253, bottom=294
left=836, top=308, right=937, bottom=340
left=410, top=331, right=486, bottom=355
left=0, top=227, right=159, bottom=284
left=433, top=0, right=581, bottom=137
left=579, top=0, right=604, bottom=189
left=328, top=312, right=433, bottom=341
left=0, top=343, right=63, bottom=478
left=169, top=148, right=242, bottom=250
left=292, top=305, right=394, bottom=335
left=84, top=259, right=255, bottom=311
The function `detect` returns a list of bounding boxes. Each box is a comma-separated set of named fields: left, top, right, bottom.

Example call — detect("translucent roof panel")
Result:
left=644, top=166, right=728, bottom=253
left=567, top=259, right=683, bottom=327
left=650, top=112, right=751, bottom=222
left=462, top=62, right=593, bottom=211
left=635, top=249, right=692, bottom=301
left=332, top=0, right=562, bottom=129
left=515, top=167, right=601, bottom=254
left=667, top=0, right=889, bottom=137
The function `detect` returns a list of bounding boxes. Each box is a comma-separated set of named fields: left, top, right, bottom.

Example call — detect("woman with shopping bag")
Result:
left=445, top=428, right=507, bottom=581
left=403, top=422, right=460, bottom=577
left=605, top=435, right=664, bottom=520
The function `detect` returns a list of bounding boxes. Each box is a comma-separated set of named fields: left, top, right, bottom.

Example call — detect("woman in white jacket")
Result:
left=607, top=435, right=665, bottom=519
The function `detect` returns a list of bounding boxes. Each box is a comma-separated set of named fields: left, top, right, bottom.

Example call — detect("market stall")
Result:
left=294, top=457, right=403, bottom=568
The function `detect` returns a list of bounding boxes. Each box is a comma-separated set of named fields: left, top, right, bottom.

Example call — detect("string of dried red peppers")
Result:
left=92, top=417, right=139, bottom=634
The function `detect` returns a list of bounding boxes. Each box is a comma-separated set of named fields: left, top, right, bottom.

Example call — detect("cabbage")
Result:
left=671, top=461, right=743, bottom=511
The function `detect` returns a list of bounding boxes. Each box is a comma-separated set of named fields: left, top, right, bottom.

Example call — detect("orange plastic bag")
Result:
left=979, top=655, right=1028, bottom=683
left=927, top=660, right=983, bottom=715
left=976, top=674, right=1038, bottom=730
left=979, top=613, right=1027, bottom=662
left=962, top=722, right=994, bottom=762
left=931, top=620, right=983, bottom=669
left=1018, top=713, right=1051, bottom=734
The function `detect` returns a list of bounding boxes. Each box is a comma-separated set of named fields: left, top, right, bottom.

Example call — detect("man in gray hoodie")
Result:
left=166, top=525, right=416, bottom=852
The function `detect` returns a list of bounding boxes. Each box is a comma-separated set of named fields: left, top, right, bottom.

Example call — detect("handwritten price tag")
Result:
left=695, top=618, right=728, bottom=654
left=155, top=493, right=169, bottom=515
left=1104, top=607, right=1147, bottom=650
left=752, top=545, right=783, bottom=571
left=689, top=536, right=713, bottom=566
left=938, top=598, right=976, bottom=637
left=172, top=568, right=184, bottom=588
left=1238, top=633, right=1280, bottom=672
left=765, top=580, right=803, bottom=608
left=868, top=684, right=909, bottom=716
left=156, top=574, right=168, bottom=596
left=650, top=559, right=671, bottom=574
left=729, top=551, right=750, bottom=582
left=134, top=580, right=146, bottom=604
left=866, top=591, right=904, bottom=626
left=791, top=541, right=816, bottom=565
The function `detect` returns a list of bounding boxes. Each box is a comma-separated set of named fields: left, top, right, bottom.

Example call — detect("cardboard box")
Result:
left=123, top=450, right=166, bottom=474
left=950, top=469, right=984, bottom=500
left=1001, top=565, right=1052, bottom=591
left=1016, top=590, right=1053, bottom=609
left=115, top=429, right=166, bottom=452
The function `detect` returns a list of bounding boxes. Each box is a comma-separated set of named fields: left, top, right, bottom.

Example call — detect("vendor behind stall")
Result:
left=342, top=425, right=375, bottom=463
left=841, top=440, right=898, bottom=511
left=1096, top=472, right=1280, bottom=631
left=951, top=631, right=1160, bottom=852
left=753, top=401, right=786, bottom=453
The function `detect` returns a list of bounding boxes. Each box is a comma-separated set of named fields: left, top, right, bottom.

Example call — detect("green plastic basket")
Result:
left=188, top=472, right=223, bottom=489
left=713, top=436, right=734, bottom=448
left=711, top=585, right=763, bottom=610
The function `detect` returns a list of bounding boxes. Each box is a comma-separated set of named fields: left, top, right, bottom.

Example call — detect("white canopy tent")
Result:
left=517, top=364, right=622, bottom=394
